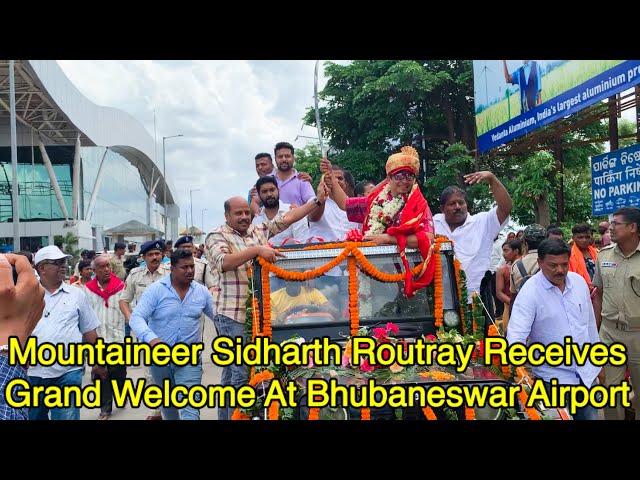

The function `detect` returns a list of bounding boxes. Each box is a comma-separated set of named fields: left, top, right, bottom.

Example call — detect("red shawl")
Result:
left=362, top=181, right=436, bottom=298
left=86, top=273, right=125, bottom=307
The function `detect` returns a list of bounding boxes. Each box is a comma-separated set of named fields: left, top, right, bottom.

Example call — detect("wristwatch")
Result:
left=313, top=197, right=324, bottom=207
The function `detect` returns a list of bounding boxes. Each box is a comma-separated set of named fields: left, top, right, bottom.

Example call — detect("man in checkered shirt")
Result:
left=205, top=190, right=327, bottom=420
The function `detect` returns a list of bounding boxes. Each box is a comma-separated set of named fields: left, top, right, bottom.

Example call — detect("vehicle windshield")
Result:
left=261, top=246, right=435, bottom=330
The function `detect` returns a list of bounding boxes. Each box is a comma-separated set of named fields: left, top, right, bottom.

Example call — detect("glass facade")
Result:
left=0, top=145, right=74, bottom=223
left=0, top=145, right=159, bottom=231
left=81, top=147, right=151, bottom=229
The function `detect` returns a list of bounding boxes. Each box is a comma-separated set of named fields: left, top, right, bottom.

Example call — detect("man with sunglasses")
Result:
left=28, top=246, right=106, bottom=420
left=327, top=146, right=436, bottom=297
left=593, top=206, right=640, bottom=420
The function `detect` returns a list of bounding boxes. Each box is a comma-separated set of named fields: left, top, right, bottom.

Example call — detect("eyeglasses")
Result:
left=610, top=221, right=631, bottom=228
left=42, top=258, right=68, bottom=267
left=390, top=172, right=416, bottom=181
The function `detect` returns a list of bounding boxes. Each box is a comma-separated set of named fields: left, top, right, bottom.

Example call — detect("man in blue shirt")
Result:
left=507, top=239, right=601, bottom=420
left=129, top=249, right=215, bottom=420
left=503, top=60, right=542, bottom=114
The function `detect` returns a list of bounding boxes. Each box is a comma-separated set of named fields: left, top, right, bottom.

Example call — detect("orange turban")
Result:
left=386, top=146, right=420, bottom=175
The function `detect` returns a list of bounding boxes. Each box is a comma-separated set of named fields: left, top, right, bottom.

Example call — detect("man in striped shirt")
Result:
left=85, top=254, right=127, bottom=420
left=205, top=189, right=327, bottom=420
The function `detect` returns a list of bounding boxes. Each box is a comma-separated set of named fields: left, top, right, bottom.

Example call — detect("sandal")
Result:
left=145, top=414, right=163, bottom=420
left=98, top=412, right=111, bottom=420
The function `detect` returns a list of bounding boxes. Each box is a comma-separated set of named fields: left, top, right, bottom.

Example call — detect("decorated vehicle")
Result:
left=234, top=238, right=569, bottom=420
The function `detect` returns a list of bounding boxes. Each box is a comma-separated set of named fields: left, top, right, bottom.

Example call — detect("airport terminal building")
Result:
left=0, top=60, right=179, bottom=252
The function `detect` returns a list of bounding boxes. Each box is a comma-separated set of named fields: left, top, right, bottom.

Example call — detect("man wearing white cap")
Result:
left=28, top=246, right=106, bottom=420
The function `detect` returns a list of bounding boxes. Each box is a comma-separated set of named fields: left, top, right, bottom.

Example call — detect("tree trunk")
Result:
left=441, top=94, right=456, bottom=144
left=534, top=193, right=551, bottom=227
left=554, top=145, right=564, bottom=224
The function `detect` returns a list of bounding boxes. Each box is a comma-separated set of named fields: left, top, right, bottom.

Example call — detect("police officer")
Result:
left=174, top=236, right=207, bottom=285
left=593, top=206, right=640, bottom=420
left=118, top=239, right=170, bottom=421
left=109, top=242, right=127, bottom=280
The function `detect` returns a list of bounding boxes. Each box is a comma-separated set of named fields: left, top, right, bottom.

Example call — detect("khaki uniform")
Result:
left=121, top=264, right=171, bottom=306
left=510, top=249, right=539, bottom=294
left=593, top=242, right=640, bottom=420
left=109, top=254, right=127, bottom=281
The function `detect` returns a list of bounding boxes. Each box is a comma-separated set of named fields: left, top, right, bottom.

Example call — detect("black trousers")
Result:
left=93, top=364, right=128, bottom=414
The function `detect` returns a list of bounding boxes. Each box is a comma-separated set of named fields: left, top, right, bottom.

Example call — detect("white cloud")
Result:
left=57, top=59, right=335, bottom=234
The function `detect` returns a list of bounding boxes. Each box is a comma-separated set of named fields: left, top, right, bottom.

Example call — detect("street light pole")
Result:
left=201, top=208, right=207, bottom=235
left=190, top=188, right=200, bottom=236
left=162, top=134, right=183, bottom=239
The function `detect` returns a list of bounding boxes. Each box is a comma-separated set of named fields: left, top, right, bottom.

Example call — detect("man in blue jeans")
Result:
left=130, top=249, right=215, bottom=420
left=28, top=246, right=106, bottom=420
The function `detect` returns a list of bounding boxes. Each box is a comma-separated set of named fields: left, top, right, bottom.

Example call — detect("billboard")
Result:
left=474, top=60, right=640, bottom=153
left=591, top=143, right=640, bottom=216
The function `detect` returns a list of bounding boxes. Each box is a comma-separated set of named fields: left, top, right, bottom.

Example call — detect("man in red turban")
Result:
left=321, top=146, right=435, bottom=297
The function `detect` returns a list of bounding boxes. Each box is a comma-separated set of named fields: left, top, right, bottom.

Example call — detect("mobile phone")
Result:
left=12, top=264, right=18, bottom=284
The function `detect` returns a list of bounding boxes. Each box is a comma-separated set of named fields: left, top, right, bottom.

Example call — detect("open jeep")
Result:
left=238, top=239, right=568, bottom=421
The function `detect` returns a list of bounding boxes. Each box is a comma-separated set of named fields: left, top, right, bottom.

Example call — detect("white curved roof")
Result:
left=19, top=60, right=176, bottom=205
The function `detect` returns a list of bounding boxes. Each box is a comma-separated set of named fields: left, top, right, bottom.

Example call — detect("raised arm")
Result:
left=464, top=171, right=512, bottom=225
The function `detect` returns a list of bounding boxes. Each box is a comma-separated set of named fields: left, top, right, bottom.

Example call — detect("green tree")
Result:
left=305, top=60, right=612, bottom=228
left=294, top=144, right=322, bottom=187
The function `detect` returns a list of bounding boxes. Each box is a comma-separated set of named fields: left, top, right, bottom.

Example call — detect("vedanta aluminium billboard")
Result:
left=474, top=60, right=640, bottom=153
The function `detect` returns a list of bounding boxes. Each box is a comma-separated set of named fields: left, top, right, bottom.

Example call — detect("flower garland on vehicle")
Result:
left=365, top=183, right=408, bottom=235
left=422, top=407, right=437, bottom=420
left=348, top=256, right=359, bottom=336
left=433, top=248, right=443, bottom=328
left=256, top=240, right=447, bottom=338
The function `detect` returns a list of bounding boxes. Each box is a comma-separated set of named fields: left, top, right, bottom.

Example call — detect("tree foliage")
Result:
left=305, top=60, right=623, bottom=228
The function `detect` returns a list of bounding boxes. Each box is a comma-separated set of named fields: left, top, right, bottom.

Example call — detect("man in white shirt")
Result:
left=28, top=246, right=106, bottom=420
left=308, top=166, right=360, bottom=242
left=433, top=171, right=512, bottom=303
left=84, top=254, right=127, bottom=420
left=507, top=238, right=601, bottom=420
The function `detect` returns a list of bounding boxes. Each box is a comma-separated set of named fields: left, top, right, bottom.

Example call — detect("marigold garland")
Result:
left=268, top=400, right=280, bottom=420
left=348, top=257, right=360, bottom=336
left=260, top=267, right=272, bottom=338
left=352, top=247, right=425, bottom=282
left=308, top=408, right=320, bottom=420
left=514, top=366, right=541, bottom=420
left=433, top=248, right=443, bottom=328
left=231, top=408, right=250, bottom=420
left=249, top=370, right=274, bottom=387
left=361, top=407, right=371, bottom=420
left=465, top=407, right=476, bottom=420
left=453, top=258, right=465, bottom=334
left=257, top=240, right=445, bottom=339
left=422, top=407, right=437, bottom=420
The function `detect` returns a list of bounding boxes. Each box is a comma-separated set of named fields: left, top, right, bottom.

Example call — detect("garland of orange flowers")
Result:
left=348, top=257, right=359, bottom=336
left=308, top=408, right=320, bottom=420
left=351, top=247, right=425, bottom=282
left=231, top=408, right=250, bottom=420
left=257, top=240, right=447, bottom=339
left=422, top=407, right=437, bottom=420
left=249, top=369, right=274, bottom=387
left=260, top=267, right=272, bottom=338
left=515, top=366, right=541, bottom=420
left=465, top=407, right=476, bottom=420
left=361, top=407, right=371, bottom=420
left=433, top=248, right=443, bottom=328
left=453, top=258, right=465, bottom=334
left=268, top=400, right=280, bottom=420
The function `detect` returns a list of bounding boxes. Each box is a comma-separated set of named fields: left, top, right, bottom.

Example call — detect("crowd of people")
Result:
left=1, top=140, right=639, bottom=421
